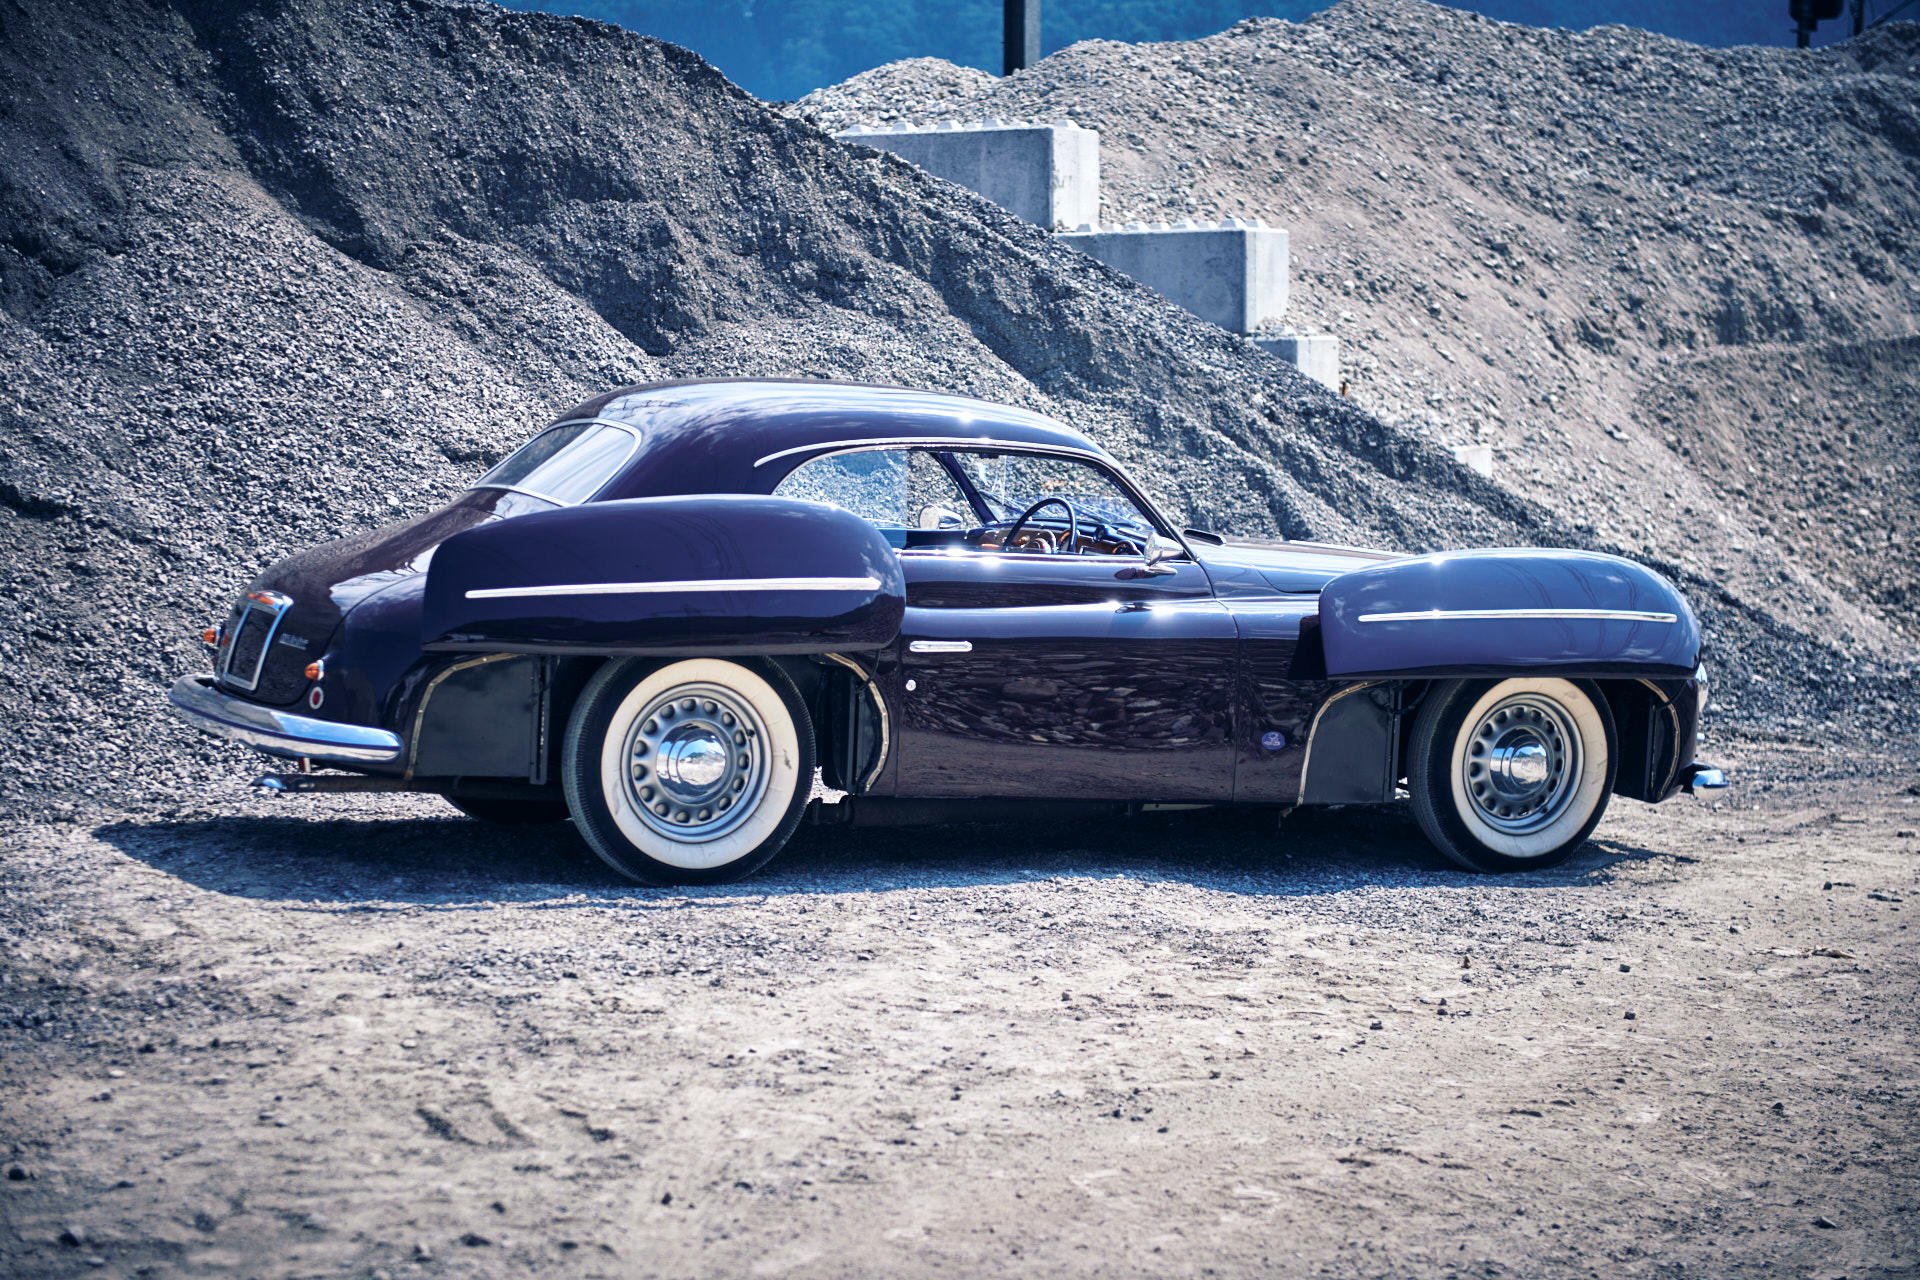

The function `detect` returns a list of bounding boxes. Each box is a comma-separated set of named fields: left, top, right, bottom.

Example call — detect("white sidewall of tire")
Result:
left=597, top=659, right=802, bottom=871
left=1447, top=678, right=1608, bottom=861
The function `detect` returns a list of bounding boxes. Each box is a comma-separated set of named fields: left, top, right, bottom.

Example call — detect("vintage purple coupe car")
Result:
left=170, top=380, right=1725, bottom=884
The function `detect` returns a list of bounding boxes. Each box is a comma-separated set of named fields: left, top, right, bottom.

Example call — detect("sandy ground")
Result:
left=3, top=735, right=1916, bottom=1279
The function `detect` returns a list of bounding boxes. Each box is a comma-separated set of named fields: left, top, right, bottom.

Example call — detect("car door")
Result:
left=885, top=450, right=1238, bottom=800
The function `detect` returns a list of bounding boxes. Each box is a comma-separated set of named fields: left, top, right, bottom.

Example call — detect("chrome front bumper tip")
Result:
left=1682, top=761, right=1729, bottom=794
left=167, top=675, right=403, bottom=765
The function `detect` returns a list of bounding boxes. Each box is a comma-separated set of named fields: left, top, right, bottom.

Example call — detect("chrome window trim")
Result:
left=1355, top=608, right=1679, bottom=625
left=467, top=482, right=568, bottom=505
left=464, top=575, right=884, bottom=601
left=466, top=417, right=644, bottom=507
left=763, top=439, right=1198, bottom=566
left=753, top=436, right=1112, bottom=470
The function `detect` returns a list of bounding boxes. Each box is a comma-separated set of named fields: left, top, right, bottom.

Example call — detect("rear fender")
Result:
left=1318, top=549, right=1699, bottom=678
left=421, top=496, right=905, bottom=656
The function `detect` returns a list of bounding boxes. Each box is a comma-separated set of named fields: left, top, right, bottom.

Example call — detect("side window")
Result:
left=949, top=451, right=1162, bottom=554
left=774, top=449, right=972, bottom=536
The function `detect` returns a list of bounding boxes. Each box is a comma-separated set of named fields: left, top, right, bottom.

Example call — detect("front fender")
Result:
left=421, top=495, right=905, bottom=656
left=1318, top=549, right=1699, bottom=678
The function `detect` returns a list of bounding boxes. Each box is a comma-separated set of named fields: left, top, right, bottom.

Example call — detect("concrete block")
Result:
left=1059, top=220, right=1288, bottom=333
left=1452, top=443, right=1495, bottom=478
left=1254, top=331, right=1339, bottom=389
left=1253, top=330, right=1340, bottom=391
left=835, top=119, right=1099, bottom=230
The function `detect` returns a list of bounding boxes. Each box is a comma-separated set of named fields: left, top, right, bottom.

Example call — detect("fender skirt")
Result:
left=1317, top=548, right=1699, bottom=679
left=421, top=495, right=905, bottom=656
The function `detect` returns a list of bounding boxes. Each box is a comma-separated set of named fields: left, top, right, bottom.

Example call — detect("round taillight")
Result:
left=202, top=627, right=221, bottom=645
left=303, top=660, right=325, bottom=682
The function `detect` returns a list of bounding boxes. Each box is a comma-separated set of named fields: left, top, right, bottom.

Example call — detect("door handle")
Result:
left=908, top=640, right=973, bottom=654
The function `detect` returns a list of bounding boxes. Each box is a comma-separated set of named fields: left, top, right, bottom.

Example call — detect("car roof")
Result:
left=563, top=379, right=1110, bottom=500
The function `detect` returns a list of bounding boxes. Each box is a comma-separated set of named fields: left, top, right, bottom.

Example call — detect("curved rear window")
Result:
left=472, top=421, right=639, bottom=505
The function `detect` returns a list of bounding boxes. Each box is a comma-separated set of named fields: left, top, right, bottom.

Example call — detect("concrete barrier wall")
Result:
left=834, top=121, right=1338, bottom=391
left=1059, top=221, right=1288, bottom=335
left=1254, top=332, right=1340, bottom=391
left=836, top=121, right=1099, bottom=231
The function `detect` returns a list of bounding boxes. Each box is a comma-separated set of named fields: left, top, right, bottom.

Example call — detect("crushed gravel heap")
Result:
left=0, top=0, right=1908, bottom=821
left=798, top=0, right=1920, bottom=652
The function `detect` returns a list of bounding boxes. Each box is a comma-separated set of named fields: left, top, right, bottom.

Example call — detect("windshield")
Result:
left=472, top=421, right=639, bottom=505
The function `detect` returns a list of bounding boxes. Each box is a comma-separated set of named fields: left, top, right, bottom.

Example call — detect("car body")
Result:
left=169, top=379, right=1725, bottom=882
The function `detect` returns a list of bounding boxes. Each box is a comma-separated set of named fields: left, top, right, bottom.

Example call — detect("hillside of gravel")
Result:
left=0, top=0, right=1910, bottom=822
left=0, top=0, right=1528, bottom=819
left=797, top=0, right=1920, bottom=654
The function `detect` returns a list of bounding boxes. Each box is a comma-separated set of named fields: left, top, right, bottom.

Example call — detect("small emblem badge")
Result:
left=1261, top=730, right=1286, bottom=752
left=277, top=633, right=310, bottom=650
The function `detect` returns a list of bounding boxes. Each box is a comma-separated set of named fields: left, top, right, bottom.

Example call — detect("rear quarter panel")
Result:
left=421, top=496, right=905, bottom=656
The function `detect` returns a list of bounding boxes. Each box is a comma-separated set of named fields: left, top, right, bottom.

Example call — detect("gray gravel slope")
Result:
left=0, top=0, right=1907, bottom=821
left=798, top=0, right=1920, bottom=704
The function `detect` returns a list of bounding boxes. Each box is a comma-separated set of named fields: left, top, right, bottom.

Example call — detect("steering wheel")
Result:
left=1002, top=496, right=1080, bottom=554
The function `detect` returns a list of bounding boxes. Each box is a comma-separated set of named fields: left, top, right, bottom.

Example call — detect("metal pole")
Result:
left=1004, top=0, right=1040, bottom=75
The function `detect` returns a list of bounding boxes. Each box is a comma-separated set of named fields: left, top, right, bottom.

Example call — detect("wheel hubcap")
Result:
left=621, top=682, right=769, bottom=843
left=1461, top=693, right=1582, bottom=835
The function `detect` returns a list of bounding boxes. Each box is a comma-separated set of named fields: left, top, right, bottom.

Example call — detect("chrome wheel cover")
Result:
left=620, top=681, right=769, bottom=843
left=1460, top=692, right=1583, bottom=836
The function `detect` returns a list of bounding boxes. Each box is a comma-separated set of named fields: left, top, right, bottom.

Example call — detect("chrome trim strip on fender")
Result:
left=168, top=675, right=403, bottom=765
left=1355, top=608, right=1679, bottom=624
left=752, top=437, right=1110, bottom=469
left=907, top=640, right=973, bottom=654
left=465, top=576, right=884, bottom=601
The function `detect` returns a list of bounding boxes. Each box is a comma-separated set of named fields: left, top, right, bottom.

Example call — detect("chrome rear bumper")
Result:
left=167, top=675, right=403, bottom=765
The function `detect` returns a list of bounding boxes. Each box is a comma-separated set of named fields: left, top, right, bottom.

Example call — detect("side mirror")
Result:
left=918, top=504, right=966, bottom=531
left=1137, top=534, right=1182, bottom=577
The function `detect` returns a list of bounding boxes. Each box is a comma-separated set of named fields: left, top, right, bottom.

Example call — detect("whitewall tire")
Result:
left=562, top=658, right=814, bottom=885
left=1407, top=677, right=1616, bottom=873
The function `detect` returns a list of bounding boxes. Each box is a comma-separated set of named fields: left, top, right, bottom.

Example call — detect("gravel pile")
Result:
left=0, top=0, right=1908, bottom=821
left=798, top=1, right=1920, bottom=646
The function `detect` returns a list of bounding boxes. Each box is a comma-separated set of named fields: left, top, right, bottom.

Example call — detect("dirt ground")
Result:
left=3, top=735, right=1916, bottom=1279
